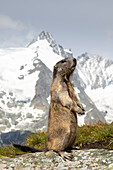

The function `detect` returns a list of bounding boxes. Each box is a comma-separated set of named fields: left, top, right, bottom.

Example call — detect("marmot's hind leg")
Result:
left=48, top=130, right=71, bottom=151
left=57, top=151, right=73, bottom=160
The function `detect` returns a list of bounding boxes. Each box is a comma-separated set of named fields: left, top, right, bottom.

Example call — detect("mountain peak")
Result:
left=27, top=31, right=55, bottom=47
left=77, top=52, right=113, bottom=89
left=38, top=31, right=55, bottom=44
left=78, top=52, right=113, bottom=67
left=28, top=31, right=73, bottom=58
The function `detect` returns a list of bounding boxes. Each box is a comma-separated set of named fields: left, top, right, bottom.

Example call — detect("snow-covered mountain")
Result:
left=0, top=31, right=74, bottom=136
left=0, top=31, right=112, bottom=145
left=77, top=53, right=113, bottom=123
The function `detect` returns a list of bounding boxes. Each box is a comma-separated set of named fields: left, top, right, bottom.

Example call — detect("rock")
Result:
left=0, top=149, right=113, bottom=169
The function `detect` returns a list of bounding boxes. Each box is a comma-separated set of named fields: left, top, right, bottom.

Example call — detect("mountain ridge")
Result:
left=0, top=31, right=112, bottom=145
left=76, top=52, right=113, bottom=123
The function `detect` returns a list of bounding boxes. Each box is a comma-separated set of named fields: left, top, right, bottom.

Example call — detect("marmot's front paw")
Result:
left=70, top=105, right=85, bottom=115
left=78, top=108, right=85, bottom=115
left=77, top=103, right=85, bottom=111
left=76, top=105, right=85, bottom=115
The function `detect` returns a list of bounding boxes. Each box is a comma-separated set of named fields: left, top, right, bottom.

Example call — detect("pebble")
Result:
left=0, top=149, right=113, bottom=169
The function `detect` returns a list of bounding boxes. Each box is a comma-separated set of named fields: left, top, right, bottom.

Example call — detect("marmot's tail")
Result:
left=13, top=144, right=42, bottom=153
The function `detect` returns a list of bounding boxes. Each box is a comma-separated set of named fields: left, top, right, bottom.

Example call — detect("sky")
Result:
left=0, top=0, right=113, bottom=60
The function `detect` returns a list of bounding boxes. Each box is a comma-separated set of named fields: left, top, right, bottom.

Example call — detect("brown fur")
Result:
left=13, top=57, right=85, bottom=160
left=47, top=57, right=85, bottom=158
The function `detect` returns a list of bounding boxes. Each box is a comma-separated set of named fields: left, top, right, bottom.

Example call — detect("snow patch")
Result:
left=85, top=85, right=113, bottom=123
left=29, top=39, right=63, bottom=71
left=0, top=47, right=38, bottom=100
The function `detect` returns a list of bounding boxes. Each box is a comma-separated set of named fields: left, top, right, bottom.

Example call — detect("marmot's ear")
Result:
left=54, top=65, right=57, bottom=71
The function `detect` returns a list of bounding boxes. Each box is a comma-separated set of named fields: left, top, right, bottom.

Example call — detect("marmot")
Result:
left=13, top=57, right=85, bottom=160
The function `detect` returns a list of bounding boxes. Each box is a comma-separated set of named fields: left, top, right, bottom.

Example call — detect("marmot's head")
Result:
left=53, top=57, right=77, bottom=79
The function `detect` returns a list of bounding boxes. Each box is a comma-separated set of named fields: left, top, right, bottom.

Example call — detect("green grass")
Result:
left=0, top=145, right=25, bottom=157
left=0, top=123, right=113, bottom=157
left=25, top=131, right=47, bottom=149
left=75, top=122, right=113, bottom=148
